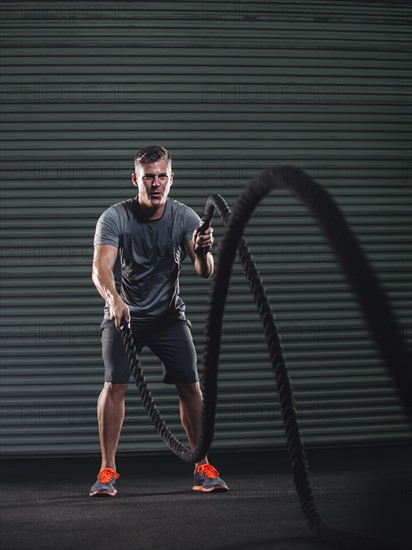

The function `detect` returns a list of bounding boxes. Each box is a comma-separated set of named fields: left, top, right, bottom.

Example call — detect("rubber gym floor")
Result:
left=0, top=444, right=410, bottom=550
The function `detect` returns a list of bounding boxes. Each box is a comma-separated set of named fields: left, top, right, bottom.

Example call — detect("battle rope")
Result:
left=120, top=165, right=411, bottom=550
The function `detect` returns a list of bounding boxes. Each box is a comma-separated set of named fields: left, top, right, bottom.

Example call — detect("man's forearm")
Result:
left=194, top=252, right=214, bottom=279
left=92, top=263, right=130, bottom=326
left=92, top=263, right=120, bottom=305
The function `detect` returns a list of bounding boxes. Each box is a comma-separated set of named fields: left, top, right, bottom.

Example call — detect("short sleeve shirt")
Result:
left=94, top=197, right=200, bottom=321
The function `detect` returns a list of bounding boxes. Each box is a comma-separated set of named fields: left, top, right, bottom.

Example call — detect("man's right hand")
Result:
left=109, top=296, right=131, bottom=329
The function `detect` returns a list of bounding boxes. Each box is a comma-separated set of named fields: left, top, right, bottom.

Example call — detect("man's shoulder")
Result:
left=168, top=197, right=189, bottom=211
left=100, top=198, right=134, bottom=219
left=167, top=198, right=200, bottom=239
left=168, top=198, right=198, bottom=218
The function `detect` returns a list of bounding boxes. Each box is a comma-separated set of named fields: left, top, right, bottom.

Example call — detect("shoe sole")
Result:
left=192, top=485, right=229, bottom=493
left=89, top=490, right=117, bottom=497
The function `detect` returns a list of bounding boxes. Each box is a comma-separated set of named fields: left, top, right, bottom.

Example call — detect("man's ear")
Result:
left=131, top=172, right=138, bottom=187
left=169, top=172, right=174, bottom=187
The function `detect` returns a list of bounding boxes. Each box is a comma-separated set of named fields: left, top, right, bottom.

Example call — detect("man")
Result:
left=89, top=145, right=228, bottom=496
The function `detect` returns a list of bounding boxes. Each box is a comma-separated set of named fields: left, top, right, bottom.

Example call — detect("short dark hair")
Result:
left=134, top=145, right=171, bottom=167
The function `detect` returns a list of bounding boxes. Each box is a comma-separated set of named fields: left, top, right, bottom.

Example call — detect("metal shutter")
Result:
left=1, top=0, right=411, bottom=457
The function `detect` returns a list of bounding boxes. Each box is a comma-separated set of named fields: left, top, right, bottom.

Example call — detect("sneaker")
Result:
left=89, top=467, right=120, bottom=497
left=192, top=464, right=229, bottom=493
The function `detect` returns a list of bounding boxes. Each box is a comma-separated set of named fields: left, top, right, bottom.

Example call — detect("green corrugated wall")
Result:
left=1, top=0, right=411, bottom=457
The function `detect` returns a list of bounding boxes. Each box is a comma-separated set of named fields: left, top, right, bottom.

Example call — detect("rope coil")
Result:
left=120, top=166, right=411, bottom=550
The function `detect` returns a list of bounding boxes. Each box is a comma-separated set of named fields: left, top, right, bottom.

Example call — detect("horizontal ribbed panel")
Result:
left=0, top=0, right=411, bottom=457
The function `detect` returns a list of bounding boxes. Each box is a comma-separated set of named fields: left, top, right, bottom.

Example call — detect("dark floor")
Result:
left=0, top=445, right=411, bottom=550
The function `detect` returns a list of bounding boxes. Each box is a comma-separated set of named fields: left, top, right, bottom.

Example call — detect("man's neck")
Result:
left=136, top=197, right=167, bottom=221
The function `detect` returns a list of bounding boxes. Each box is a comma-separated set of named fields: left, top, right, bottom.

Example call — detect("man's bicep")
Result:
left=93, top=244, right=118, bottom=271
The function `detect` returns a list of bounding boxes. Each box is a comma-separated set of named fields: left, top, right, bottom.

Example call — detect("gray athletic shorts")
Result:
left=100, top=315, right=199, bottom=385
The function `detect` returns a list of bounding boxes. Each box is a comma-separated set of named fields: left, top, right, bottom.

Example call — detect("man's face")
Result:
left=132, top=159, right=174, bottom=209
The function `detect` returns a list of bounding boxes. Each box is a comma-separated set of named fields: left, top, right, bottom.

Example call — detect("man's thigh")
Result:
left=144, top=319, right=199, bottom=385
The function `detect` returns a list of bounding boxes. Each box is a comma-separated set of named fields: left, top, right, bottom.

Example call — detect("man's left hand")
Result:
left=193, top=226, right=214, bottom=254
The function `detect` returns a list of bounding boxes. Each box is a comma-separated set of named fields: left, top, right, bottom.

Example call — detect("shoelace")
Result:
left=196, top=464, right=220, bottom=479
left=97, top=468, right=120, bottom=483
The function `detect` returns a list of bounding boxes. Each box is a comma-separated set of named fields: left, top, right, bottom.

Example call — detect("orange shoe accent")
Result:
left=195, top=464, right=220, bottom=479
left=97, top=468, right=120, bottom=483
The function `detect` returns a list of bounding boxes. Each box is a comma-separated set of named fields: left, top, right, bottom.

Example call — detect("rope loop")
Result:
left=120, top=166, right=411, bottom=550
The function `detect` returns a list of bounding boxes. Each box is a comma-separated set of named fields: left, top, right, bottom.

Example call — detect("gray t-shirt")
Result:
left=94, top=197, right=200, bottom=322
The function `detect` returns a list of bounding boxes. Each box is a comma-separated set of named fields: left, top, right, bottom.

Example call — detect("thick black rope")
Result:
left=120, top=165, right=411, bottom=550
